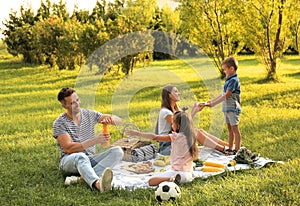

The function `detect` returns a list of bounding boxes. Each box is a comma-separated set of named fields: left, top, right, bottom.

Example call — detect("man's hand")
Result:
left=100, top=114, right=122, bottom=125
left=96, top=133, right=111, bottom=144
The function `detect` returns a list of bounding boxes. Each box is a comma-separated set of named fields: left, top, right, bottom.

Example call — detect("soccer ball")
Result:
left=155, top=181, right=181, bottom=202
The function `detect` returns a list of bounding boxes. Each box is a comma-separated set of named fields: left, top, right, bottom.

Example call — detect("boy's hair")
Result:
left=222, top=56, right=238, bottom=71
left=57, top=87, right=76, bottom=102
left=173, top=111, right=198, bottom=159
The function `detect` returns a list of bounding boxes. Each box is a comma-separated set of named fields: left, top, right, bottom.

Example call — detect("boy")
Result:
left=207, top=56, right=242, bottom=155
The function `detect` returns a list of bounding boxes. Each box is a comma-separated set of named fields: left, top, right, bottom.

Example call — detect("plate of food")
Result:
left=122, top=161, right=155, bottom=174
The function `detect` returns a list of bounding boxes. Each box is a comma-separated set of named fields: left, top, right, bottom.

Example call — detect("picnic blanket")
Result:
left=111, top=146, right=282, bottom=190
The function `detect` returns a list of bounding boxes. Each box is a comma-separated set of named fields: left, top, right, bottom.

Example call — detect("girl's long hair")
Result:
left=173, top=111, right=198, bottom=159
left=161, top=85, right=179, bottom=112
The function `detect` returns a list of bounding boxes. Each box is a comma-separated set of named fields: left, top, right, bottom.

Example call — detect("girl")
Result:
left=126, top=111, right=198, bottom=186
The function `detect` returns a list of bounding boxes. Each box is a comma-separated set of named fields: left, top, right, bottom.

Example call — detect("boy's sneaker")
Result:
left=99, top=168, right=113, bottom=192
left=222, top=146, right=229, bottom=154
left=171, top=174, right=181, bottom=186
left=64, top=176, right=80, bottom=185
left=224, top=149, right=237, bottom=156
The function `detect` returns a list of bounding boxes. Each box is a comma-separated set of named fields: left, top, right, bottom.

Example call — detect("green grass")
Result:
left=1, top=44, right=300, bottom=206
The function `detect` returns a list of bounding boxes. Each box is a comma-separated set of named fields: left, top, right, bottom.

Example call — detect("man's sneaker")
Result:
left=99, top=168, right=113, bottom=192
left=171, top=174, right=181, bottom=186
left=64, top=176, right=80, bottom=185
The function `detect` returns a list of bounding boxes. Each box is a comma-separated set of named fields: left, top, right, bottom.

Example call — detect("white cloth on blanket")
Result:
left=111, top=146, right=281, bottom=190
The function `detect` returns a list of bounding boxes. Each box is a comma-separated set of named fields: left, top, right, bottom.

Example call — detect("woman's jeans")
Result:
left=59, top=146, right=124, bottom=188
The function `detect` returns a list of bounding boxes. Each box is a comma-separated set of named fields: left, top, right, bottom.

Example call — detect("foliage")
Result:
left=2, top=5, right=36, bottom=62
left=286, top=1, right=300, bottom=53
left=178, top=0, right=245, bottom=78
left=1, top=0, right=300, bottom=79
left=236, top=0, right=297, bottom=81
left=0, top=44, right=299, bottom=205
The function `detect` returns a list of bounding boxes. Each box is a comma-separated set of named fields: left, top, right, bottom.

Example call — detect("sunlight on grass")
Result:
left=1, top=49, right=299, bottom=205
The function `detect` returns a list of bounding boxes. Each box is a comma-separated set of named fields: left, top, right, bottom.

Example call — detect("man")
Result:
left=53, top=87, right=124, bottom=192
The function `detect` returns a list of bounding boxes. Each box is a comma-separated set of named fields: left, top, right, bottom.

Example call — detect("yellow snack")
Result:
left=154, top=160, right=166, bottom=167
left=163, top=156, right=170, bottom=165
left=201, top=166, right=224, bottom=172
left=203, top=161, right=225, bottom=169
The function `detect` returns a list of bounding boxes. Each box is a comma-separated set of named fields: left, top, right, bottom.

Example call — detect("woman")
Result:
left=156, top=85, right=181, bottom=155
left=156, top=85, right=230, bottom=154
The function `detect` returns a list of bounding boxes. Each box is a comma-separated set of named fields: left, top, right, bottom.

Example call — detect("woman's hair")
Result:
left=57, top=87, right=76, bottom=102
left=161, top=85, right=179, bottom=112
left=173, top=111, right=198, bottom=159
left=222, top=56, right=238, bottom=71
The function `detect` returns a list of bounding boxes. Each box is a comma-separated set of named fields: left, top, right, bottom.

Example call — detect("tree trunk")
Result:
left=296, top=21, right=300, bottom=53
left=268, top=0, right=285, bottom=80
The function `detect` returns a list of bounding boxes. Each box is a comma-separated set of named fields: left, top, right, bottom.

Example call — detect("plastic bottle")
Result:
left=102, top=124, right=110, bottom=147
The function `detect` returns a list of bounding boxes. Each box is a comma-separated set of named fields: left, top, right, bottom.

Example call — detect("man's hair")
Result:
left=222, top=56, right=238, bottom=71
left=57, top=87, right=76, bottom=102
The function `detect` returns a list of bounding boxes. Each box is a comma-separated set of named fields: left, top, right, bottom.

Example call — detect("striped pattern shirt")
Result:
left=53, top=108, right=102, bottom=159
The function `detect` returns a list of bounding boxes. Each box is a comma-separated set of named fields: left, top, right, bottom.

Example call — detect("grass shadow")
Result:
left=285, top=71, right=300, bottom=79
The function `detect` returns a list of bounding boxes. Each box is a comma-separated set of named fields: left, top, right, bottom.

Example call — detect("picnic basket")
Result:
left=111, top=123, right=158, bottom=162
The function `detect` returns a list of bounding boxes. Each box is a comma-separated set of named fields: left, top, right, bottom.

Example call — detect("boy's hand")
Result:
left=206, top=101, right=213, bottom=107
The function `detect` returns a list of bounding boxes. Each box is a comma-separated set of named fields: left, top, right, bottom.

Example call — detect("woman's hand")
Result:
left=191, top=102, right=206, bottom=118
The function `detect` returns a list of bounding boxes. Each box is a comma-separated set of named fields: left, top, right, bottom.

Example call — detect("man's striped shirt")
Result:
left=53, top=108, right=102, bottom=159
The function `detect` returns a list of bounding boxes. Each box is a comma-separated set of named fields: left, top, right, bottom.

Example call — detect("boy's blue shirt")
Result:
left=222, top=73, right=241, bottom=113
left=223, top=73, right=240, bottom=95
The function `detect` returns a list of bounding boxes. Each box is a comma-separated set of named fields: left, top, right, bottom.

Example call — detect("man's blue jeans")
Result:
left=59, top=146, right=124, bottom=188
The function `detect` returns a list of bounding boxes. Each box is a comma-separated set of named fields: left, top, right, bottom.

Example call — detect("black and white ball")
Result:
left=155, top=181, right=181, bottom=202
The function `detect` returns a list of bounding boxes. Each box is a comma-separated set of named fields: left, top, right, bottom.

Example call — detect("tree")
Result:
left=152, top=4, right=181, bottom=60
left=88, top=0, right=107, bottom=24
left=35, top=0, right=51, bottom=21
left=178, top=0, right=244, bottom=78
left=238, top=0, right=293, bottom=81
left=51, top=0, right=69, bottom=21
left=287, top=0, right=300, bottom=53
left=96, top=0, right=157, bottom=75
left=2, top=5, right=38, bottom=63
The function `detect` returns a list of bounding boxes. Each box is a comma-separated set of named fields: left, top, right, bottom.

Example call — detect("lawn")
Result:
left=0, top=44, right=299, bottom=206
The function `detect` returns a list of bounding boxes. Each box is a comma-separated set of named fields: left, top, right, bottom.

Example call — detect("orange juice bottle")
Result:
left=102, top=124, right=110, bottom=147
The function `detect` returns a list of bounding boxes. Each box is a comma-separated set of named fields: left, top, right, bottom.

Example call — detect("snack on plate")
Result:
left=122, top=161, right=155, bottom=174
left=154, top=155, right=170, bottom=166
left=154, top=160, right=165, bottom=167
